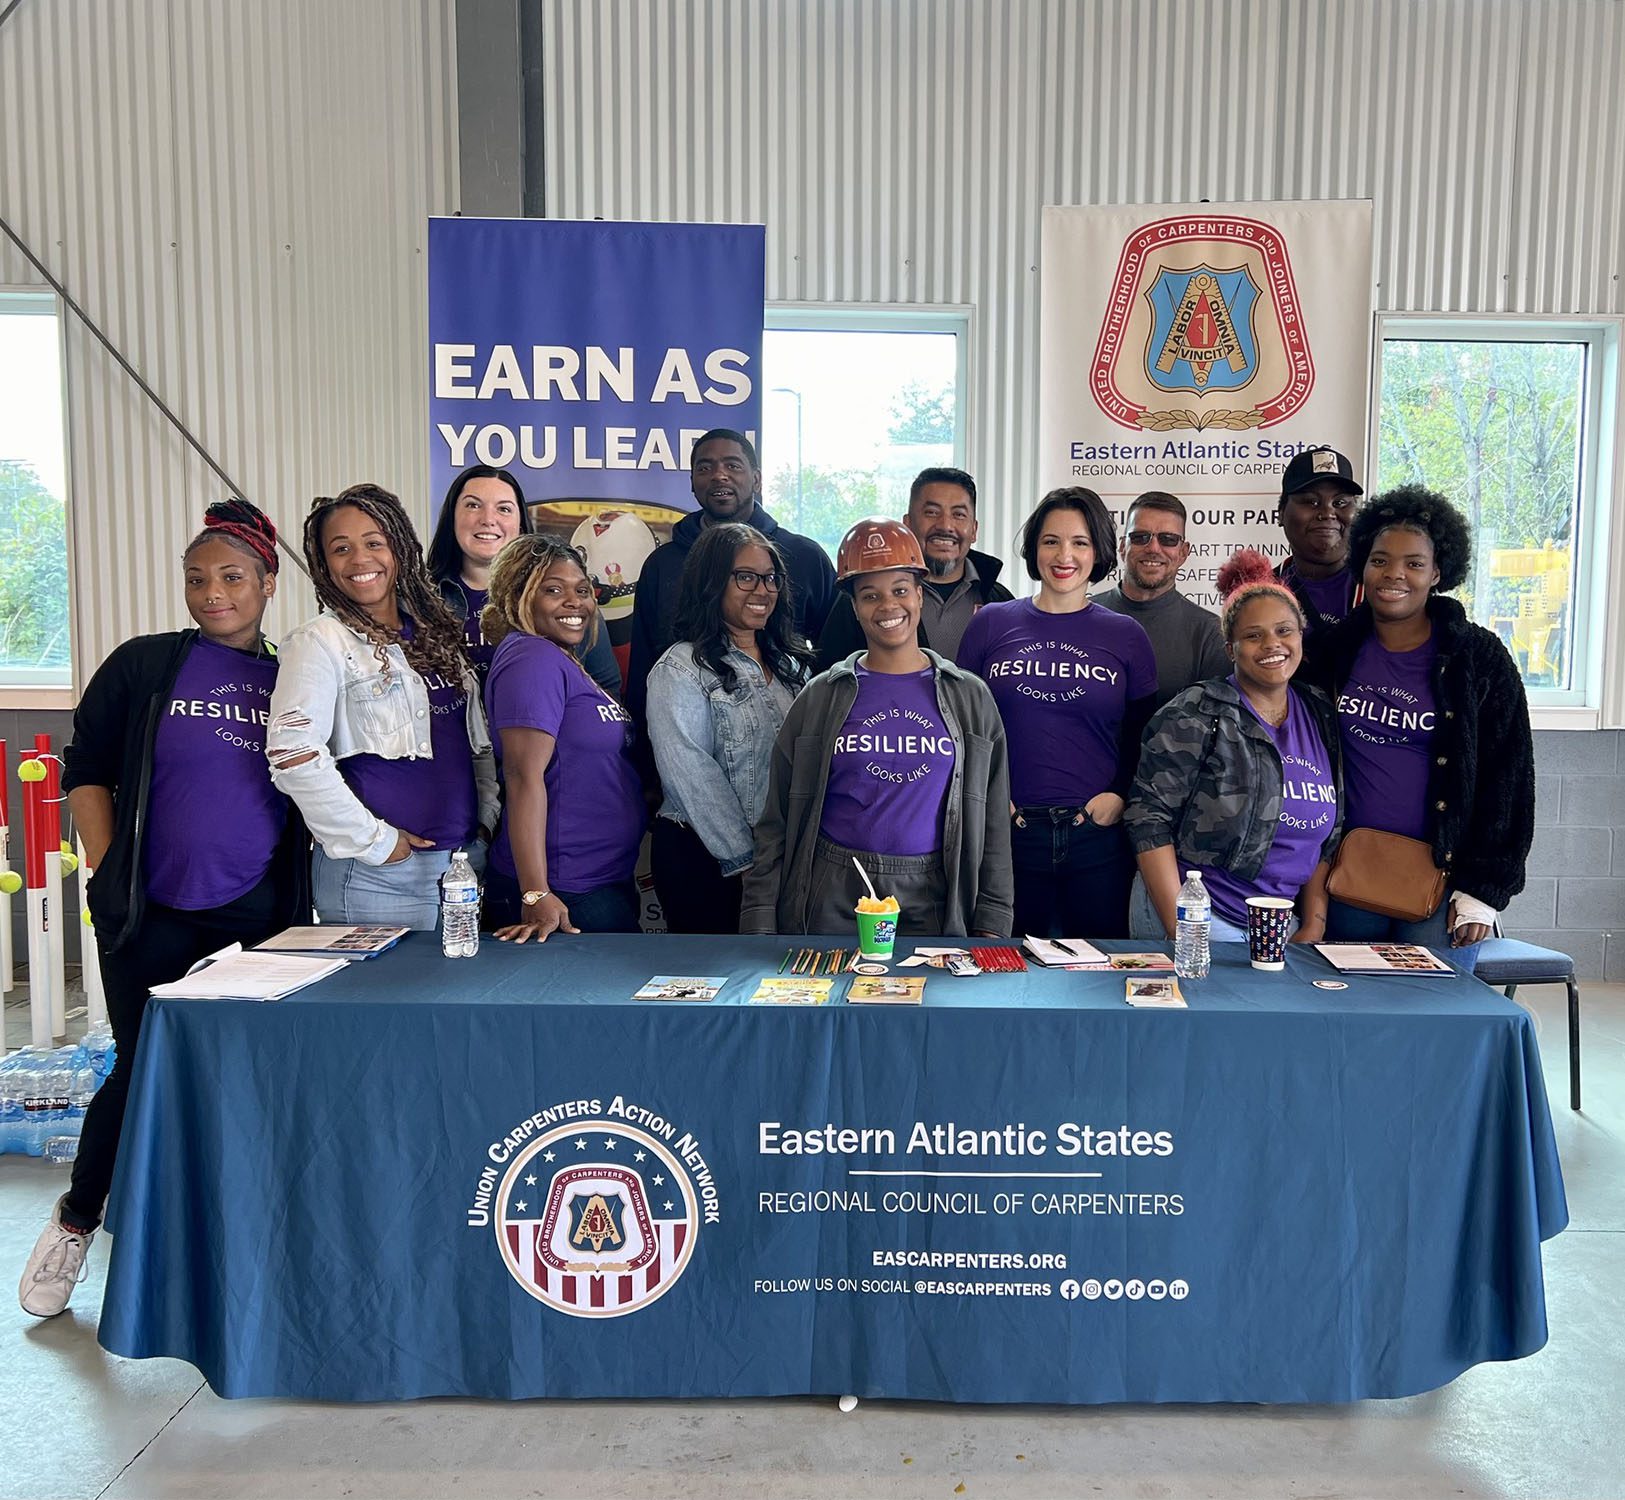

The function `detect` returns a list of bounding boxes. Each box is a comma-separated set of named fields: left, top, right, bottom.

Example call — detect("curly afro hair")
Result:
left=1347, top=485, right=1473, bottom=593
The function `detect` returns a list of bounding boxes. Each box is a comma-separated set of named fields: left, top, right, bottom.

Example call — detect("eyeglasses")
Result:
left=1127, top=529, right=1185, bottom=548
left=731, top=569, right=781, bottom=592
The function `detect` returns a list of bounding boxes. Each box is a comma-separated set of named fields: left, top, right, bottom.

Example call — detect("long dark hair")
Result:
left=303, top=483, right=471, bottom=683
left=426, top=465, right=534, bottom=584
left=672, top=524, right=814, bottom=693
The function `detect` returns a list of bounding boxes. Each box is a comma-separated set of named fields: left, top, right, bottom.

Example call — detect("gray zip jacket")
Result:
left=1126, top=676, right=1343, bottom=880
left=740, top=651, right=1014, bottom=936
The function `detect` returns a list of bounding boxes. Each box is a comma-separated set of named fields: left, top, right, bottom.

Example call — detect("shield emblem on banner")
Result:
left=1143, top=265, right=1260, bottom=395
left=495, top=1121, right=699, bottom=1318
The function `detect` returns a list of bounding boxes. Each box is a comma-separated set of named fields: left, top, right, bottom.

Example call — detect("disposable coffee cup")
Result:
left=1245, top=895, right=1295, bottom=970
left=855, top=905, right=899, bottom=959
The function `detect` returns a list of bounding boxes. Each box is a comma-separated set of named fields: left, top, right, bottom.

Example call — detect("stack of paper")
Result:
left=149, top=946, right=349, bottom=1001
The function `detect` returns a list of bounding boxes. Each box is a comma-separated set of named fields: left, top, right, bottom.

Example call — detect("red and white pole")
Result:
left=20, top=752, right=54, bottom=1049
left=0, top=738, right=14, bottom=997
left=35, top=734, right=67, bottom=1038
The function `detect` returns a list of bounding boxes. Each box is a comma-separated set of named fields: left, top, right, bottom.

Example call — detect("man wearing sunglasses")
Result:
left=1094, top=491, right=1228, bottom=708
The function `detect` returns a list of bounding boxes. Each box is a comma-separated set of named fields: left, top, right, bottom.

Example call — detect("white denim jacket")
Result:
left=266, top=613, right=499, bottom=864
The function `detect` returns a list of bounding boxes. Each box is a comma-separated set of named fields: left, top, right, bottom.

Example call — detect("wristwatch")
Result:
left=521, top=889, right=552, bottom=906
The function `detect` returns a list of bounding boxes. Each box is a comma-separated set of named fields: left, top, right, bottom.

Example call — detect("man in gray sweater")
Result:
left=1094, top=491, right=1228, bottom=708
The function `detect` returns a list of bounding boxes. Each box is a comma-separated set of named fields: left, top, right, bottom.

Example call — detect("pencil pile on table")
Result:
left=971, top=946, right=1026, bottom=972
left=778, top=949, right=849, bottom=977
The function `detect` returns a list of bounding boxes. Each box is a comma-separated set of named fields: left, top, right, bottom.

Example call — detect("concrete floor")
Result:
left=2, top=978, right=1621, bottom=1500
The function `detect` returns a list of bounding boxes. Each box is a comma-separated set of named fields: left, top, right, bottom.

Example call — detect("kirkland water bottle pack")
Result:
left=0, top=1038, right=110, bottom=1158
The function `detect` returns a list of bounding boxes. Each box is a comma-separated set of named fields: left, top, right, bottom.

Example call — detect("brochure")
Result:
left=847, top=975, right=926, bottom=1005
left=254, top=925, right=409, bottom=960
left=749, top=977, right=834, bottom=1005
left=1314, top=943, right=1454, bottom=976
left=1108, top=952, right=1176, bottom=971
left=632, top=975, right=728, bottom=1002
left=149, top=945, right=348, bottom=1001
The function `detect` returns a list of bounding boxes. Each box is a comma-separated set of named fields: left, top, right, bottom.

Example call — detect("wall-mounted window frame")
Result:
left=0, top=287, right=74, bottom=702
left=1372, top=314, right=1622, bottom=729
left=761, top=304, right=972, bottom=556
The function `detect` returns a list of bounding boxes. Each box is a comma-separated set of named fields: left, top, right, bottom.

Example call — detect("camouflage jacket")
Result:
left=1126, top=677, right=1343, bottom=882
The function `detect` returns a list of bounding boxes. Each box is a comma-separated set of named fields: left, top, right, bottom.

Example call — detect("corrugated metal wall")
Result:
left=0, top=0, right=459, bottom=682
left=543, top=0, right=1625, bottom=565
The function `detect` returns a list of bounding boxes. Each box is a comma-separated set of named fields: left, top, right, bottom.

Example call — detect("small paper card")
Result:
left=848, top=976, right=926, bottom=1004
left=1125, top=977, right=1186, bottom=1008
left=1109, top=952, right=1176, bottom=971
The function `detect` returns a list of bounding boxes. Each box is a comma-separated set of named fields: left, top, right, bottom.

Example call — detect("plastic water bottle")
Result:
left=0, top=1055, right=25, bottom=1154
left=440, top=850, right=481, bottom=958
left=1174, top=870, right=1211, bottom=981
left=83, top=1025, right=116, bottom=1084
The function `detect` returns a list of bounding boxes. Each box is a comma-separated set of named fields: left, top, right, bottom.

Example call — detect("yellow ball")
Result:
left=0, top=870, right=21, bottom=894
left=59, top=852, right=79, bottom=874
left=81, top=908, right=93, bottom=926
left=59, top=840, right=73, bottom=856
left=17, top=760, right=47, bottom=783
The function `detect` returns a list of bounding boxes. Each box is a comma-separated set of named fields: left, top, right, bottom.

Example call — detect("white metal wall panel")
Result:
left=0, top=0, right=459, bottom=684
left=542, top=0, right=1625, bottom=569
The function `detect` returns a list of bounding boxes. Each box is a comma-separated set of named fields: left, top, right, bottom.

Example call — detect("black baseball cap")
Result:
left=1280, top=447, right=1363, bottom=499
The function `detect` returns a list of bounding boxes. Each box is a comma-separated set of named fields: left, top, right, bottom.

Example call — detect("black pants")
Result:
left=1011, top=808, right=1134, bottom=940
left=62, top=871, right=282, bottom=1232
left=650, top=818, right=743, bottom=934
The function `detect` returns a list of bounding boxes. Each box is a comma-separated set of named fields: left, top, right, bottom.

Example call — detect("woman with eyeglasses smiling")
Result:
left=645, top=524, right=815, bottom=932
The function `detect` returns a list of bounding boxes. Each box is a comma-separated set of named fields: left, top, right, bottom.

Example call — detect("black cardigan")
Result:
left=62, top=630, right=311, bottom=952
left=1301, top=595, right=1535, bottom=909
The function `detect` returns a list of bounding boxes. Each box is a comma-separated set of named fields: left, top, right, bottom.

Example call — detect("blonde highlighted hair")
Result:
left=480, top=535, right=599, bottom=650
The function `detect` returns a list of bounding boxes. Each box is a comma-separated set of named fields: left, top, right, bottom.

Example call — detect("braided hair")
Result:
left=303, top=483, right=471, bottom=683
left=183, top=498, right=280, bottom=575
left=481, top=535, right=598, bottom=651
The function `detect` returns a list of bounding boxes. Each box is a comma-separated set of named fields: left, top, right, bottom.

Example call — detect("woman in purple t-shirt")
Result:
left=480, top=537, right=647, bottom=939
left=957, top=488, right=1157, bottom=938
left=21, top=501, right=308, bottom=1320
left=1128, top=551, right=1342, bottom=943
left=1302, top=487, right=1535, bottom=952
left=267, top=486, right=498, bottom=930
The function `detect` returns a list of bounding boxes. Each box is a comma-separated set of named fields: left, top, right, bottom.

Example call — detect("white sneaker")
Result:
left=18, top=1196, right=94, bottom=1318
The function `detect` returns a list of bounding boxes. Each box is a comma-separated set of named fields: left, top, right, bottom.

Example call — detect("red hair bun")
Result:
left=1216, top=547, right=1278, bottom=599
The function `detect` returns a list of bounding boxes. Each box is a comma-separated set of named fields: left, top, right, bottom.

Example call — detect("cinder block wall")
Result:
left=1504, top=730, right=1624, bottom=980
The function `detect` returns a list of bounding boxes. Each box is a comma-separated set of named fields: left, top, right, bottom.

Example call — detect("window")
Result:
left=0, top=291, right=72, bottom=687
left=1375, top=318, right=1617, bottom=711
left=762, top=308, right=967, bottom=555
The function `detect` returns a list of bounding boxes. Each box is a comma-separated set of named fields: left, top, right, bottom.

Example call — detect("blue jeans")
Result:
left=1128, top=874, right=1248, bottom=943
left=313, top=845, right=452, bottom=931
left=1324, top=897, right=1479, bottom=964
left=1011, top=808, right=1134, bottom=939
left=484, top=866, right=642, bottom=933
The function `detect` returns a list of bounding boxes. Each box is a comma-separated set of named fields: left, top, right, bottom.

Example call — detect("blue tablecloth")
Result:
left=98, top=936, right=1566, bottom=1403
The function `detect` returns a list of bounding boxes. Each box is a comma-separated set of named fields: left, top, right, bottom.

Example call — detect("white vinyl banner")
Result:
left=1039, top=200, right=1374, bottom=608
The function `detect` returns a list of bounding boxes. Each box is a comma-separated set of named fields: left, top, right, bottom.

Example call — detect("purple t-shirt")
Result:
left=485, top=633, right=646, bottom=891
left=1200, top=686, right=1337, bottom=925
left=144, top=637, right=285, bottom=909
left=1337, top=635, right=1439, bottom=840
left=460, top=585, right=493, bottom=671
left=819, top=668, right=955, bottom=856
left=340, top=626, right=477, bottom=850
left=956, top=599, right=1156, bottom=805
left=1295, top=568, right=1356, bottom=627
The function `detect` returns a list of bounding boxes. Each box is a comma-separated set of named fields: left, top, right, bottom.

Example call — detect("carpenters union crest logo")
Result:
left=1091, top=216, right=1313, bottom=433
left=492, top=1119, right=701, bottom=1317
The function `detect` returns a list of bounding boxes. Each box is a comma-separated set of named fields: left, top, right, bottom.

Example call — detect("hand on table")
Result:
left=1289, top=918, right=1326, bottom=946
left=496, top=893, right=579, bottom=944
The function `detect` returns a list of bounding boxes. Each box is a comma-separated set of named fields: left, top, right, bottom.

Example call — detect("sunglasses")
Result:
left=731, top=569, right=781, bottom=592
left=1127, top=529, right=1186, bottom=548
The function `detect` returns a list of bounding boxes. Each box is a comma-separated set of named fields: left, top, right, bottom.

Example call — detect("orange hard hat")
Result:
left=835, top=516, right=926, bottom=583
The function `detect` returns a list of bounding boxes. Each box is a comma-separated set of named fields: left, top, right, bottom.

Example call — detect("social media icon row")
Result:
left=1059, top=1277, right=1189, bottom=1301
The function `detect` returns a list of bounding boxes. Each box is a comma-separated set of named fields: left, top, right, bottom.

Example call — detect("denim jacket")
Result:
left=645, top=641, right=796, bottom=875
left=266, top=613, right=499, bottom=864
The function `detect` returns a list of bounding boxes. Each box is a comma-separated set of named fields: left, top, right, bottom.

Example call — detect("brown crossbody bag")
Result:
left=1326, top=827, right=1447, bottom=922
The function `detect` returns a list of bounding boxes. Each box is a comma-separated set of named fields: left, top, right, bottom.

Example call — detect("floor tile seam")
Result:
left=92, top=1378, right=207, bottom=1500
